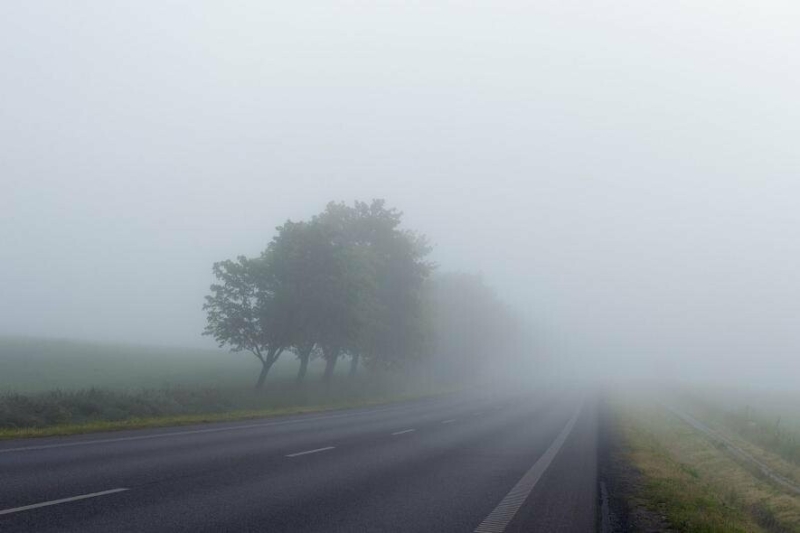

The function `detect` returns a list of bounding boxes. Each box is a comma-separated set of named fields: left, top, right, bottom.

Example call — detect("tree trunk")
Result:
left=255, top=359, right=272, bottom=389
left=348, top=353, right=360, bottom=378
left=322, top=349, right=339, bottom=383
left=254, top=347, right=282, bottom=389
left=296, top=353, right=310, bottom=384
left=295, top=343, right=314, bottom=385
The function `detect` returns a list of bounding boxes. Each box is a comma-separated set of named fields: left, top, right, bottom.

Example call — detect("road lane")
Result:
left=1, top=394, right=503, bottom=505
left=0, top=391, right=596, bottom=532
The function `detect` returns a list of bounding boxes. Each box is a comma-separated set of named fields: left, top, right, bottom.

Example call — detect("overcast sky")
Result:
left=2, top=1, right=799, bottom=387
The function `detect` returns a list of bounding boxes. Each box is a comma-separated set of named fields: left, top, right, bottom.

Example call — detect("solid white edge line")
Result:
left=285, top=446, right=335, bottom=458
left=473, top=403, right=583, bottom=533
left=0, top=488, right=129, bottom=516
left=391, top=429, right=416, bottom=435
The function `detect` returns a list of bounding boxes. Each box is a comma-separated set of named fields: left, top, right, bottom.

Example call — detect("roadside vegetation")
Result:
left=0, top=336, right=450, bottom=438
left=674, top=389, right=800, bottom=471
left=0, top=199, right=527, bottom=438
left=0, top=377, right=444, bottom=440
left=608, top=393, right=800, bottom=533
left=202, top=199, right=523, bottom=388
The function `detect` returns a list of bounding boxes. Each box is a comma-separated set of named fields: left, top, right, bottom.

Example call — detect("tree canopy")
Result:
left=204, top=199, right=524, bottom=389
left=204, top=200, right=434, bottom=387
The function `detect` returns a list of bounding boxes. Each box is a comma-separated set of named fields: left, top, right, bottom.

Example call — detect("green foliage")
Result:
left=203, top=199, right=438, bottom=386
left=203, top=255, right=294, bottom=387
left=334, top=200, right=434, bottom=371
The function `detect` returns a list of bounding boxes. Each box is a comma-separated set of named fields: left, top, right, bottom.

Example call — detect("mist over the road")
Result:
left=2, top=2, right=798, bottom=389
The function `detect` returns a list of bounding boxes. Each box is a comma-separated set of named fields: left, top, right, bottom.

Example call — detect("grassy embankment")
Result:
left=611, top=392, right=800, bottom=533
left=675, top=389, right=800, bottom=471
left=0, top=336, right=444, bottom=440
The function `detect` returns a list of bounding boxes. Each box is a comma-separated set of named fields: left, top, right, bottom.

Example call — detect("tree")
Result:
left=276, top=200, right=435, bottom=380
left=263, top=220, right=320, bottom=385
left=291, top=341, right=318, bottom=384
left=311, top=212, right=375, bottom=383
left=426, top=272, right=520, bottom=383
left=266, top=215, right=374, bottom=384
left=203, top=255, right=293, bottom=389
left=344, top=200, right=434, bottom=374
left=204, top=199, right=439, bottom=389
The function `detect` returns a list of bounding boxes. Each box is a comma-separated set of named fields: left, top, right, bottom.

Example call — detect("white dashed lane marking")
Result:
left=285, top=446, right=336, bottom=458
left=0, top=488, right=129, bottom=516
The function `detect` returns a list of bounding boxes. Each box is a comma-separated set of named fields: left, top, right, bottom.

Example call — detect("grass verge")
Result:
left=611, top=396, right=800, bottom=533
left=676, top=391, right=800, bottom=471
left=0, top=390, right=446, bottom=441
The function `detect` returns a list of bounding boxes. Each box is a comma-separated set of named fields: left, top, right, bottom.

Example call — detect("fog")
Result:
left=2, top=2, right=799, bottom=389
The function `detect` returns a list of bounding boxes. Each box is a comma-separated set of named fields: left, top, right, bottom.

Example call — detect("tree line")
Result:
left=204, top=200, right=523, bottom=389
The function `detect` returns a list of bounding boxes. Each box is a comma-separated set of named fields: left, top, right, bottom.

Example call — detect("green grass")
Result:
left=0, top=390, right=440, bottom=440
left=0, top=377, right=435, bottom=429
left=0, top=336, right=446, bottom=439
left=675, top=389, right=800, bottom=468
left=0, top=336, right=312, bottom=391
left=612, top=396, right=800, bottom=533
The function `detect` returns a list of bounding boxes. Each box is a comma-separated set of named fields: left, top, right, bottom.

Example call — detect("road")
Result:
left=0, top=391, right=598, bottom=532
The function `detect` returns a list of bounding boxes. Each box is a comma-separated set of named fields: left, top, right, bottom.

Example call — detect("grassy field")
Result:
left=610, top=393, right=800, bottom=533
left=0, top=336, right=310, bottom=391
left=0, top=336, right=439, bottom=438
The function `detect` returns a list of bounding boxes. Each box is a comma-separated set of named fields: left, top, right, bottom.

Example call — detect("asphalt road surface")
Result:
left=0, top=391, right=598, bottom=532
